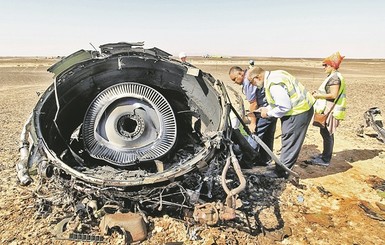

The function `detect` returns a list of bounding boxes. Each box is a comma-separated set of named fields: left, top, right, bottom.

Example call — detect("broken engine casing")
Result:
left=23, top=42, right=233, bottom=190
left=17, top=43, right=296, bottom=240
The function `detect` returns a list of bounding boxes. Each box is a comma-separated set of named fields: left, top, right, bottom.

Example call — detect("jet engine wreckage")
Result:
left=16, top=42, right=296, bottom=242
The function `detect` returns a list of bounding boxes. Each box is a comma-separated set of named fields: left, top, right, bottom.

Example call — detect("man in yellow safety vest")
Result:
left=248, top=67, right=315, bottom=177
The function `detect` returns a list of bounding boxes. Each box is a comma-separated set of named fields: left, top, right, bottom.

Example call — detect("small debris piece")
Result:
left=53, top=217, right=72, bottom=238
left=358, top=201, right=385, bottom=221
left=297, top=195, right=304, bottom=204
left=193, top=203, right=219, bottom=226
left=68, top=233, right=104, bottom=242
left=267, top=226, right=292, bottom=241
left=100, top=212, right=147, bottom=242
left=316, top=186, right=332, bottom=197
left=363, top=107, right=385, bottom=143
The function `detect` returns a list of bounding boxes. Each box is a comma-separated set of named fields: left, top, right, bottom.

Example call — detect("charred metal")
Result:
left=16, top=42, right=290, bottom=242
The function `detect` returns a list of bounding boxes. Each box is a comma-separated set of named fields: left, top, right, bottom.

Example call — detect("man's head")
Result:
left=247, top=67, right=265, bottom=89
left=179, top=52, right=187, bottom=62
left=229, top=66, right=245, bottom=85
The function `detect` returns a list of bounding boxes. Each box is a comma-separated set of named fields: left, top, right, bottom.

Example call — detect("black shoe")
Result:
left=305, top=157, right=330, bottom=166
left=311, top=154, right=323, bottom=159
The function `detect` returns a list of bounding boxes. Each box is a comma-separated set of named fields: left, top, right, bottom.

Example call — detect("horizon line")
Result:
left=1, top=55, right=385, bottom=61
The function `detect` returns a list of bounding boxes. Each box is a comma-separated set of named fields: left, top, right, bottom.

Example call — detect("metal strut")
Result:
left=16, top=113, right=33, bottom=185
left=221, top=146, right=247, bottom=208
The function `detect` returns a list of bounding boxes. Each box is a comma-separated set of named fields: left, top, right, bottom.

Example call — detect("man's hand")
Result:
left=312, top=90, right=320, bottom=99
left=257, top=107, right=269, bottom=118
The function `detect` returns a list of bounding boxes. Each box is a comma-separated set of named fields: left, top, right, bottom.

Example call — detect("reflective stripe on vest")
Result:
left=265, top=70, right=315, bottom=116
left=314, top=71, right=347, bottom=120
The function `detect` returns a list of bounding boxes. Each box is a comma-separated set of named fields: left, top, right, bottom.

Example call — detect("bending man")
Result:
left=248, top=67, right=314, bottom=177
left=229, top=66, right=277, bottom=166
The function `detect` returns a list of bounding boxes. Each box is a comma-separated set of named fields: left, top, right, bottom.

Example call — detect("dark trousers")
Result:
left=278, top=107, right=314, bottom=171
left=320, top=127, right=334, bottom=162
left=231, top=128, right=259, bottom=163
left=255, top=117, right=277, bottom=163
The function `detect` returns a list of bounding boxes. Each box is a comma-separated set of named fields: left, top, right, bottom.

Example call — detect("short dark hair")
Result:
left=228, top=66, right=243, bottom=75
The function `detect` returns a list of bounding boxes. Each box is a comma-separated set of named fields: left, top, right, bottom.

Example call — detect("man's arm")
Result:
left=248, top=99, right=258, bottom=133
left=243, top=79, right=258, bottom=133
left=259, top=85, right=292, bottom=118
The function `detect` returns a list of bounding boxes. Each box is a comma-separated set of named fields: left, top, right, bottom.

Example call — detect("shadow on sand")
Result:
left=295, top=145, right=384, bottom=179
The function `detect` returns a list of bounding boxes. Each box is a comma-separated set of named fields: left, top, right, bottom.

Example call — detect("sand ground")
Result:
left=1, top=56, right=385, bottom=244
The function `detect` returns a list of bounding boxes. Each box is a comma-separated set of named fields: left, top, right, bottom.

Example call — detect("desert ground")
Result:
left=1, top=55, right=385, bottom=244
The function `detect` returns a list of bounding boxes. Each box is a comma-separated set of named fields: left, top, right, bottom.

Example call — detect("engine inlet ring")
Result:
left=83, top=82, right=177, bottom=165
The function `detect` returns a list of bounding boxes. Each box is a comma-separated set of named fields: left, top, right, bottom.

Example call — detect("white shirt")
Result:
left=266, top=84, right=293, bottom=118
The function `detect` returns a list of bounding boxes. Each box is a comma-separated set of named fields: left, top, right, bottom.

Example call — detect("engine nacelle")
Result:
left=22, top=42, right=232, bottom=187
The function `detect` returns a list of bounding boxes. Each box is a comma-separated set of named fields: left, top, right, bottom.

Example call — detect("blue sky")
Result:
left=1, top=0, right=385, bottom=58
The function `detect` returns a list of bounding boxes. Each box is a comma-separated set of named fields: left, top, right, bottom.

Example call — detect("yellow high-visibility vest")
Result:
left=265, top=70, right=315, bottom=116
left=314, top=71, right=347, bottom=120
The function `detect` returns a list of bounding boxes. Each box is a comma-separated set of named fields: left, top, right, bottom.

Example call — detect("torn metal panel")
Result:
left=363, top=107, right=385, bottom=143
left=100, top=212, right=147, bottom=242
left=47, top=50, right=98, bottom=77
